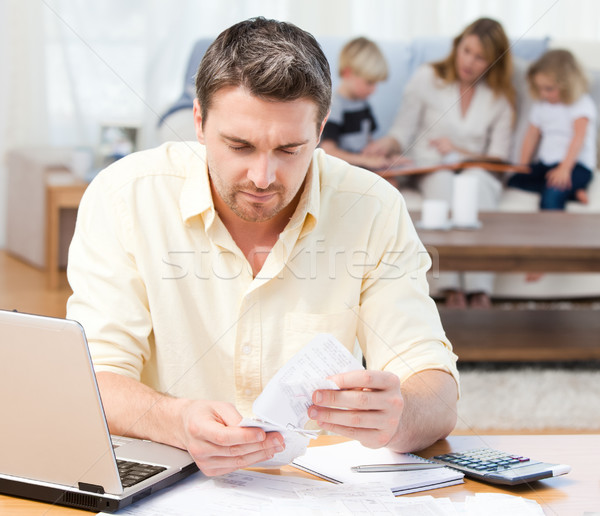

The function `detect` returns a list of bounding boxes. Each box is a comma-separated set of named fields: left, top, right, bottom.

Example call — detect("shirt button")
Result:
left=242, top=344, right=252, bottom=355
left=244, top=389, right=252, bottom=396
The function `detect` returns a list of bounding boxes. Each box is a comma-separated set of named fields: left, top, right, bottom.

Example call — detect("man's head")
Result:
left=195, top=17, right=332, bottom=132
left=193, top=18, right=332, bottom=225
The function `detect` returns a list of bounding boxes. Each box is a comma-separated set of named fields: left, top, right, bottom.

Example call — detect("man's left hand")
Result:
left=308, top=370, right=403, bottom=449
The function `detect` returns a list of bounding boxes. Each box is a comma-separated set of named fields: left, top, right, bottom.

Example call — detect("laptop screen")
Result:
left=0, top=310, right=122, bottom=494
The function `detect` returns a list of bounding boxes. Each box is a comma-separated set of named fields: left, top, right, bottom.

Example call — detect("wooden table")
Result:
left=278, top=434, right=598, bottom=515
left=45, top=179, right=88, bottom=289
left=412, top=434, right=599, bottom=515
left=439, top=307, right=600, bottom=361
left=415, top=211, right=600, bottom=362
left=2, top=434, right=597, bottom=515
left=415, top=211, right=600, bottom=273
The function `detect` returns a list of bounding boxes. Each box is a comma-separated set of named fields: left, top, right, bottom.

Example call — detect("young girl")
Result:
left=508, top=49, right=597, bottom=210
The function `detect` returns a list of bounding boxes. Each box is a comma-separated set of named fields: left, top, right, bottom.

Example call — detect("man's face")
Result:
left=194, top=87, right=325, bottom=223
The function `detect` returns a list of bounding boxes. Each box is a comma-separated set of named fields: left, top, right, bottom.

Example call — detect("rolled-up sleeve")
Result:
left=66, top=172, right=153, bottom=380
left=356, top=193, right=460, bottom=390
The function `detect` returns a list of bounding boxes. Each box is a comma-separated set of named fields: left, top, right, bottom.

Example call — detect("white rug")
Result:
left=455, top=367, right=600, bottom=432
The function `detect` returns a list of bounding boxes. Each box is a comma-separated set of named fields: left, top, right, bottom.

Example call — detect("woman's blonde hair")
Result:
left=527, top=49, right=588, bottom=104
left=339, top=37, right=388, bottom=82
left=431, top=18, right=515, bottom=109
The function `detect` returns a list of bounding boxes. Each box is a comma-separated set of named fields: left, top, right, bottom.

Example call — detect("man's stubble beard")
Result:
left=208, top=169, right=290, bottom=223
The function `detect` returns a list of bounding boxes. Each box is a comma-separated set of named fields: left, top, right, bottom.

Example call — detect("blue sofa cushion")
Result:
left=159, top=35, right=549, bottom=137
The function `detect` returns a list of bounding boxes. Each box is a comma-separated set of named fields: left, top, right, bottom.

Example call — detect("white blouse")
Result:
left=388, top=65, right=514, bottom=164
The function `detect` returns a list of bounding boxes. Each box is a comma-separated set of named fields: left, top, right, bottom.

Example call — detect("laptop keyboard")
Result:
left=117, top=459, right=167, bottom=488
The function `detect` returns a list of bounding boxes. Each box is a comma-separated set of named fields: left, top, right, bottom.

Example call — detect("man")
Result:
left=67, top=17, right=459, bottom=478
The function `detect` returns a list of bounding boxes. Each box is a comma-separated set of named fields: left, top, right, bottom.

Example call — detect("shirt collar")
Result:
left=179, top=143, right=215, bottom=227
left=285, top=154, right=320, bottom=237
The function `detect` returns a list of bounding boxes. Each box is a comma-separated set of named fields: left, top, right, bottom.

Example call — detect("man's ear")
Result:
left=193, top=99, right=205, bottom=143
left=316, top=110, right=330, bottom=145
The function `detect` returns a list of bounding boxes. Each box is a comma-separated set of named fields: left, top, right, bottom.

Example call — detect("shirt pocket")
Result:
left=284, top=307, right=359, bottom=355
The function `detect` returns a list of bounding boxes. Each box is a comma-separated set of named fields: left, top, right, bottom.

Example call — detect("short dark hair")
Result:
left=195, top=17, right=332, bottom=130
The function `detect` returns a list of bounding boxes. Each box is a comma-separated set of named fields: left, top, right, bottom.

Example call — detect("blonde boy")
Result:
left=321, top=37, right=395, bottom=170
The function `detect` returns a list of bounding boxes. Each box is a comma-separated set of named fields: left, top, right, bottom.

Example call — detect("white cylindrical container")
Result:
left=420, top=199, right=450, bottom=229
left=452, top=174, right=480, bottom=228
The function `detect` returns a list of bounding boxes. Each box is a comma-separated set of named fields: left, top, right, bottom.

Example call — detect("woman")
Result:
left=366, top=18, right=515, bottom=308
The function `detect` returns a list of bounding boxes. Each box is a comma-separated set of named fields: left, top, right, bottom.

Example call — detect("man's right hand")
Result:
left=95, top=372, right=284, bottom=477
left=180, top=399, right=285, bottom=476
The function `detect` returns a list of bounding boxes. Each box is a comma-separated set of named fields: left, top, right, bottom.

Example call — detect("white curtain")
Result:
left=2, top=0, right=600, bottom=247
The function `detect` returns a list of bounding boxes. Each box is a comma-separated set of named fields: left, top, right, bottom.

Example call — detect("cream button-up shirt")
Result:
left=67, top=142, right=458, bottom=417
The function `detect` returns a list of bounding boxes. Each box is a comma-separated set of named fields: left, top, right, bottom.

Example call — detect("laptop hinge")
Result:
left=78, top=482, right=105, bottom=494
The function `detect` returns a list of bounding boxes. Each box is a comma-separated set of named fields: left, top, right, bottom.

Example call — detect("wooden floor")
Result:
left=0, top=251, right=71, bottom=318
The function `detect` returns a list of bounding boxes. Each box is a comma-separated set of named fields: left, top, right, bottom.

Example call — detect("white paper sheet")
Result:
left=292, top=440, right=463, bottom=494
left=101, top=472, right=547, bottom=516
left=252, top=333, right=364, bottom=430
left=240, top=333, right=364, bottom=467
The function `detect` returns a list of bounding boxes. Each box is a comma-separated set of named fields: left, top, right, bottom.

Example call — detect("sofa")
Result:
left=157, top=35, right=600, bottom=300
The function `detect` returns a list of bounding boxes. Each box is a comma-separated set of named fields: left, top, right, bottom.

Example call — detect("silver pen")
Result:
left=351, top=463, right=445, bottom=472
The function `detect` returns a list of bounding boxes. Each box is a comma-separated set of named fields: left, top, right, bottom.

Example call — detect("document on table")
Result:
left=291, top=439, right=464, bottom=495
left=239, top=333, right=364, bottom=467
left=101, top=470, right=545, bottom=515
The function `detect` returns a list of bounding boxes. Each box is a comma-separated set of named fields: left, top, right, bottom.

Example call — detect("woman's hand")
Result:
left=363, top=136, right=401, bottom=157
left=546, top=165, right=572, bottom=190
left=429, top=137, right=456, bottom=155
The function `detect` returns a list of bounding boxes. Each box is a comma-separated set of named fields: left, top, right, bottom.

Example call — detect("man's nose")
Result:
left=248, top=153, right=276, bottom=189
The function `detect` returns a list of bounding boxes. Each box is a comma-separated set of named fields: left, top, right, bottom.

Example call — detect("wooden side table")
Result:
left=45, top=179, right=88, bottom=289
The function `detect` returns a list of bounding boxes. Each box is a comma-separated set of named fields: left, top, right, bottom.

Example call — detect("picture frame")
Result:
left=98, top=123, right=139, bottom=168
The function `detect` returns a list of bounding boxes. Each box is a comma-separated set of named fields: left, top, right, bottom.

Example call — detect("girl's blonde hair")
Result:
left=339, top=37, right=388, bottom=82
left=528, top=49, right=588, bottom=104
left=431, top=18, right=516, bottom=110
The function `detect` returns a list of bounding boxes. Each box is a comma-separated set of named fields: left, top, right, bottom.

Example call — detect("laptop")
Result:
left=0, top=309, right=198, bottom=513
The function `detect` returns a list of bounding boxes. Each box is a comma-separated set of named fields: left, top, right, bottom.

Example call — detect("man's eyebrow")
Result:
left=220, top=133, right=309, bottom=149
left=221, top=134, right=253, bottom=146
left=277, top=140, right=309, bottom=150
